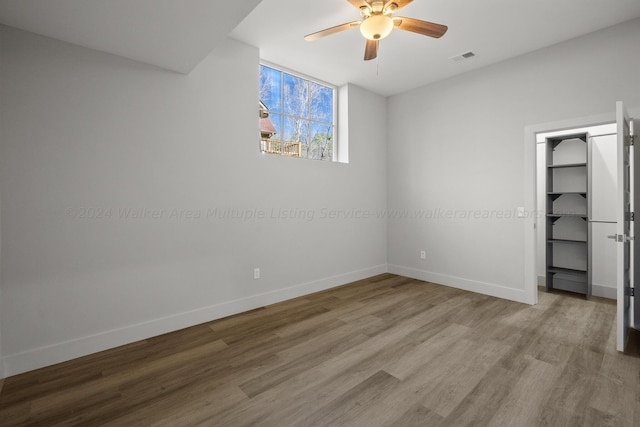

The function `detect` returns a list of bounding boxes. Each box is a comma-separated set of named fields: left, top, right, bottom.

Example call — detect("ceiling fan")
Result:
left=304, top=0, right=448, bottom=61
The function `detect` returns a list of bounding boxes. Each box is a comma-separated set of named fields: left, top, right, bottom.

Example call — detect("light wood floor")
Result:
left=1, top=274, right=639, bottom=426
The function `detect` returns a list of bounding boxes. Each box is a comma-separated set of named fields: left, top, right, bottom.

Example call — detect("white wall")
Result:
left=3, top=17, right=640, bottom=379
left=0, top=25, right=388, bottom=376
left=387, top=19, right=640, bottom=303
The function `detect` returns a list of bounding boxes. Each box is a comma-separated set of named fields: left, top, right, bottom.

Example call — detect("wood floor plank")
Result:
left=589, top=351, right=639, bottom=421
left=1, top=274, right=638, bottom=426
left=275, top=314, right=382, bottom=362
left=384, top=322, right=471, bottom=380
left=273, top=305, right=353, bottom=338
left=325, top=337, right=482, bottom=426
left=27, top=339, right=228, bottom=418
left=389, top=403, right=445, bottom=426
left=443, top=365, right=525, bottom=427
left=208, top=298, right=311, bottom=334
left=421, top=339, right=511, bottom=417
left=239, top=328, right=372, bottom=398
left=296, top=370, right=401, bottom=426
left=0, top=400, right=31, bottom=426
left=487, top=355, right=561, bottom=426
left=582, top=406, right=621, bottom=427
left=536, top=346, right=604, bottom=426
left=498, top=297, right=579, bottom=369
left=211, top=296, right=459, bottom=426
left=213, top=304, right=331, bottom=345
left=581, top=300, right=616, bottom=354
left=104, top=384, right=248, bottom=426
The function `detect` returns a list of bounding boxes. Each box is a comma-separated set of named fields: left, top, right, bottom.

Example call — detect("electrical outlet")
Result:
left=253, top=268, right=260, bottom=279
left=420, top=251, right=426, bottom=260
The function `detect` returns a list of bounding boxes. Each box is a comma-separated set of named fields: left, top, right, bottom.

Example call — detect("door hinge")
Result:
left=625, top=287, right=635, bottom=297
left=626, top=212, right=635, bottom=221
left=628, top=135, right=636, bottom=146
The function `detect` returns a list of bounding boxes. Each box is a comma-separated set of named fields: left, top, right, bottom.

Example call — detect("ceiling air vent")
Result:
left=450, top=51, right=476, bottom=62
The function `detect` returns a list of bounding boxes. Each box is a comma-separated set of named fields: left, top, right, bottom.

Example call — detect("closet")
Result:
left=537, top=124, right=617, bottom=298
left=545, top=133, right=589, bottom=295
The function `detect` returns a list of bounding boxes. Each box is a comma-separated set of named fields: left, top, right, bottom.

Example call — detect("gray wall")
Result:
left=0, top=25, right=388, bottom=376
left=387, top=19, right=640, bottom=302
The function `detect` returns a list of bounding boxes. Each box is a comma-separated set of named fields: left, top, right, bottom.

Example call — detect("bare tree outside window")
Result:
left=259, top=64, right=335, bottom=161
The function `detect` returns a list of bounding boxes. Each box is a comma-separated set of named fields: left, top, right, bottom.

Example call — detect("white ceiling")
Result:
left=231, top=0, right=640, bottom=96
left=0, top=1, right=639, bottom=96
left=0, top=0, right=261, bottom=73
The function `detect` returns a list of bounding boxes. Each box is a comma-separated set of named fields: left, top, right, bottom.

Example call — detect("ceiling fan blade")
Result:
left=364, top=39, right=379, bottom=61
left=390, top=0, right=414, bottom=10
left=348, top=0, right=413, bottom=11
left=393, top=17, right=448, bottom=38
left=347, top=0, right=370, bottom=10
left=304, top=21, right=361, bottom=41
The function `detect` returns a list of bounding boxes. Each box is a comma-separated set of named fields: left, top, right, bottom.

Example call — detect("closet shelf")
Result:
left=547, top=239, right=587, bottom=246
left=547, top=266, right=588, bottom=277
left=547, top=162, right=587, bottom=169
left=547, top=213, right=588, bottom=218
left=547, top=192, right=587, bottom=195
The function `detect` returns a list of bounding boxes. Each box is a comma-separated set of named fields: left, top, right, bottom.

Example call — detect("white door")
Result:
left=633, top=115, right=640, bottom=332
left=590, top=134, right=618, bottom=298
left=616, top=101, right=633, bottom=352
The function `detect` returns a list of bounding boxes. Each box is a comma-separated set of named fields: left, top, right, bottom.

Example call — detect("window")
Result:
left=259, top=64, right=336, bottom=161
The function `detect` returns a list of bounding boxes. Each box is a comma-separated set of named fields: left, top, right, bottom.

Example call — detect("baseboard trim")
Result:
left=388, top=264, right=531, bottom=305
left=592, top=284, right=616, bottom=299
left=2, top=264, right=388, bottom=377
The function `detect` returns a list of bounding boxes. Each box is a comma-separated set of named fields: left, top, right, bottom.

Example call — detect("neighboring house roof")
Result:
left=260, top=117, right=277, bottom=136
left=259, top=101, right=276, bottom=138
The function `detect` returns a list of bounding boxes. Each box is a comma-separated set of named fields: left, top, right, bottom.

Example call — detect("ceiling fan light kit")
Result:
left=304, top=0, right=448, bottom=61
